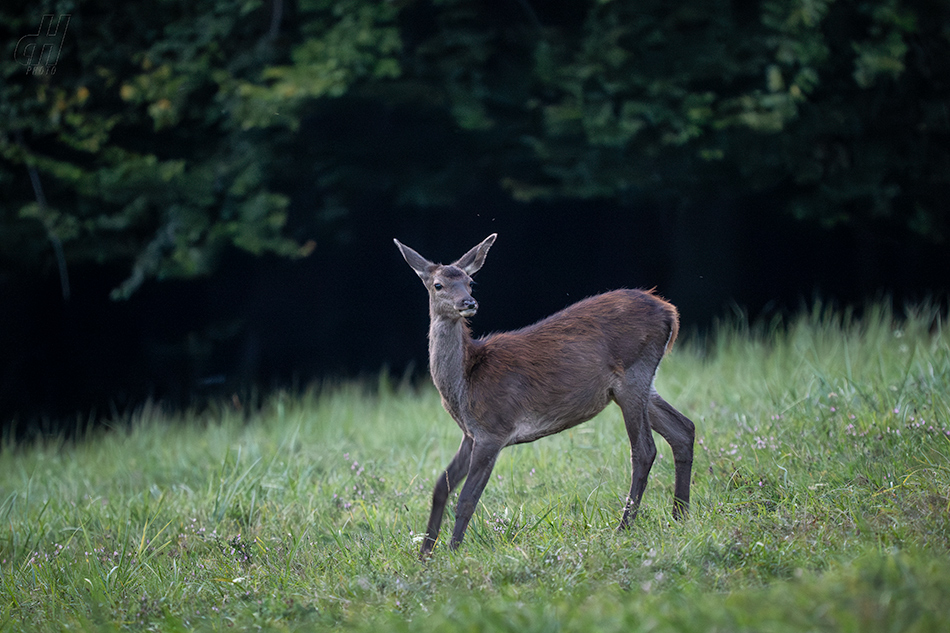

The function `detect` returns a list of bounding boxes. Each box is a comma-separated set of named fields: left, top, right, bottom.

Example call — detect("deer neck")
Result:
left=428, top=314, right=473, bottom=421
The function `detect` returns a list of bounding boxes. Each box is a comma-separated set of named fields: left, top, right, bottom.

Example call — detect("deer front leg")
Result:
left=421, top=435, right=473, bottom=559
left=448, top=438, right=502, bottom=551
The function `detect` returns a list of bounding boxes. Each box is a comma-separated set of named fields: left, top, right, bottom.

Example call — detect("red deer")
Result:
left=395, top=234, right=694, bottom=558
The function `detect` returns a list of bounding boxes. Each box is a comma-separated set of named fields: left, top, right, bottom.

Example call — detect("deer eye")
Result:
left=433, top=283, right=443, bottom=291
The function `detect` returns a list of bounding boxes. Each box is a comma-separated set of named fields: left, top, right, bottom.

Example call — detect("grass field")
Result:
left=2, top=302, right=949, bottom=632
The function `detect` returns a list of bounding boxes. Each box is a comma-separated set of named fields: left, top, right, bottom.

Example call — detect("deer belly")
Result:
left=506, top=397, right=609, bottom=446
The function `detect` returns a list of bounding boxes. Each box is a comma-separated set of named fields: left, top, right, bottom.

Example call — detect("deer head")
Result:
left=394, top=234, right=496, bottom=321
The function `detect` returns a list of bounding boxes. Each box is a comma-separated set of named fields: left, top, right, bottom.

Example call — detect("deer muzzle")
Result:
left=458, top=299, right=478, bottom=318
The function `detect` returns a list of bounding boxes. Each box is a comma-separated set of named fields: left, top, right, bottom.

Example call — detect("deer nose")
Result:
left=458, top=299, right=478, bottom=316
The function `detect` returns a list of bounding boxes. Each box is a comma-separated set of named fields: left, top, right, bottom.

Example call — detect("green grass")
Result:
left=1, top=301, right=949, bottom=632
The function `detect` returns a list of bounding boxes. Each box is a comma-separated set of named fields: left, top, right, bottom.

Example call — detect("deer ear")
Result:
left=394, top=238, right=434, bottom=281
left=454, top=233, right=496, bottom=276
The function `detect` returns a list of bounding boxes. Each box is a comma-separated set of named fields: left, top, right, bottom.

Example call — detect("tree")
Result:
left=1, top=0, right=400, bottom=298
left=402, top=0, right=948, bottom=240
left=3, top=0, right=946, bottom=301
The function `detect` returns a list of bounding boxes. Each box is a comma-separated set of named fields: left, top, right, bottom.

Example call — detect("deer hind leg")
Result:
left=421, top=435, right=473, bottom=559
left=614, top=375, right=658, bottom=529
left=649, top=392, right=695, bottom=519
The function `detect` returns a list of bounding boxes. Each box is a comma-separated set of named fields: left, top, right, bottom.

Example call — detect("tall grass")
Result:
left=0, top=301, right=947, bottom=631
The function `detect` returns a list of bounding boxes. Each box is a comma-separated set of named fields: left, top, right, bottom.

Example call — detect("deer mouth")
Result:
left=458, top=307, right=477, bottom=318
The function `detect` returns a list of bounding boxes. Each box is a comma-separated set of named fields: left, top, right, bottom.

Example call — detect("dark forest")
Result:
left=2, top=0, right=948, bottom=428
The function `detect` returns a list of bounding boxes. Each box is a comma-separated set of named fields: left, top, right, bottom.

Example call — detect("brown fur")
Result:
left=464, top=290, right=678, bottom=445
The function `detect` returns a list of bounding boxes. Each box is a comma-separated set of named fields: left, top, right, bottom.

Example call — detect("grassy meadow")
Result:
left=1, top=302, right=949, bottom=632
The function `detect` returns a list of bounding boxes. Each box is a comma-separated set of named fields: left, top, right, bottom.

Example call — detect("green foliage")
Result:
left=2, top=0, right=947, bottom=297
left=222, top=0, right=402, bottom=131
left=852, top=0, right=917, bottom=88
left=396, top=0, right=947, bottom=241
left=0, top=302, right=948, bottom=630
left=0, top=0, right=398, bottom=296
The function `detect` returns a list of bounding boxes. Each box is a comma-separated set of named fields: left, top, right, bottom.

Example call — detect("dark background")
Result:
left=3, top=188, right=946, bottom=431
left=2, top=0, right=949, bottom=432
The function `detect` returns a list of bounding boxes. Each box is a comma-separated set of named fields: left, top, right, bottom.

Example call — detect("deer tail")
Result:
left=644, top=287, right=680, bottom=355
left=665, top=303, right=680, bottom=355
